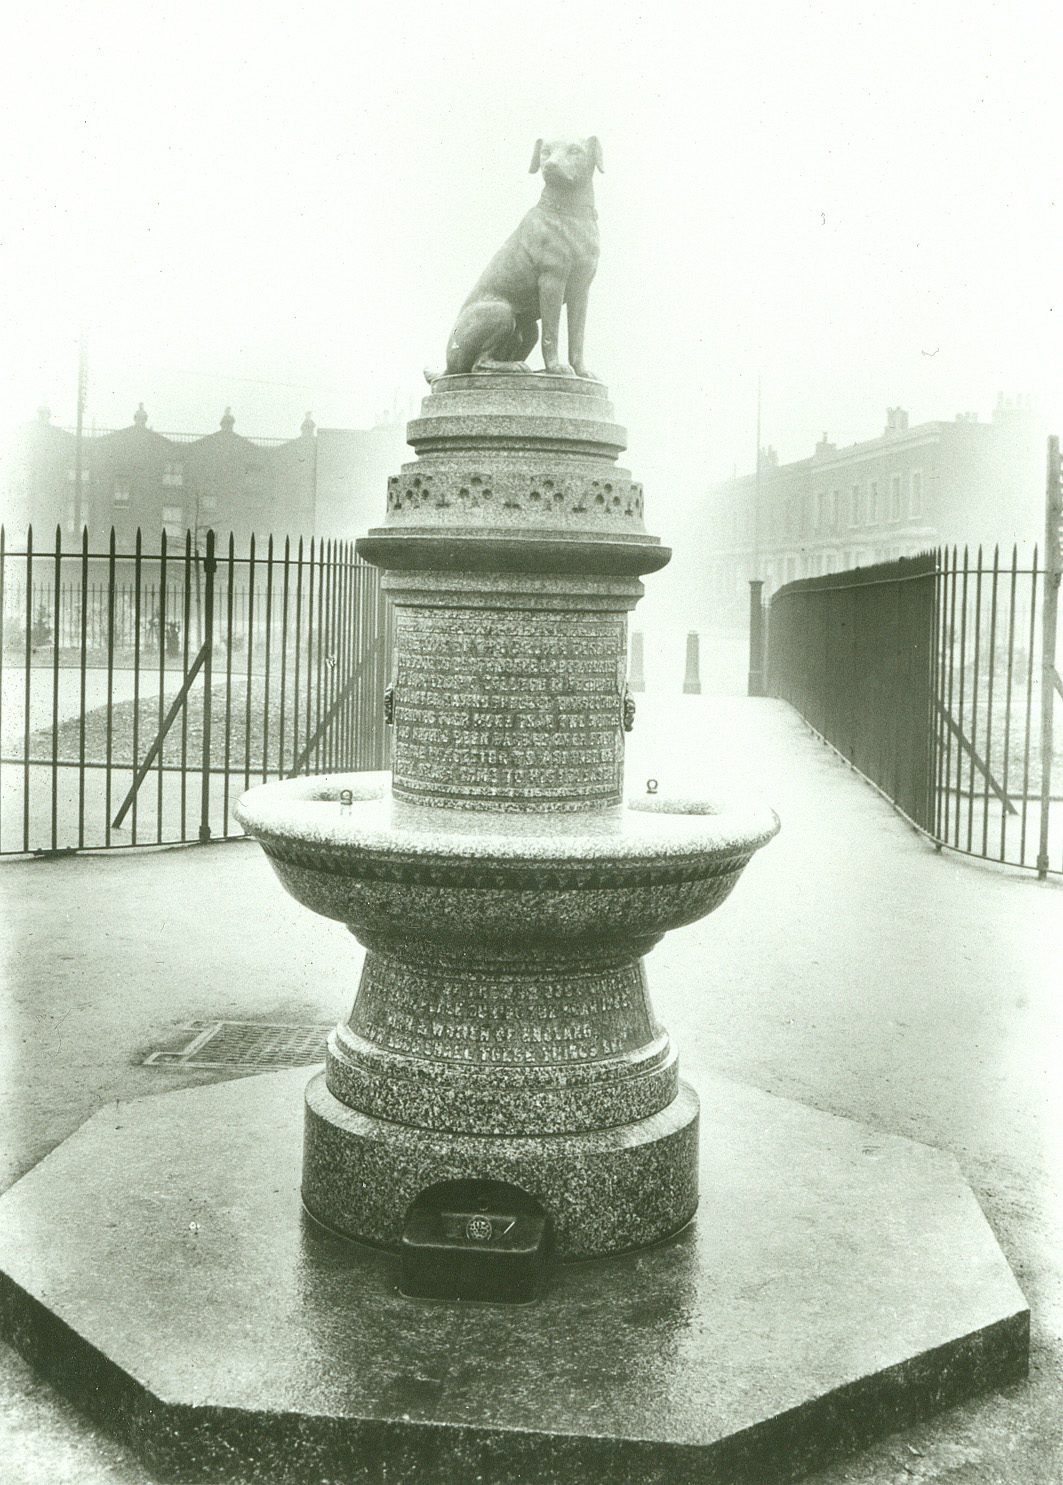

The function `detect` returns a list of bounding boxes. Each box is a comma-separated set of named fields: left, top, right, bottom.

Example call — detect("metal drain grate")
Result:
left=144, top=1020, right=333, bottom=1069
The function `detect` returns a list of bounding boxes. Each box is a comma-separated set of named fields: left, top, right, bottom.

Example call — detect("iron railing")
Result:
left=933, top=544, right=1048, bottom=869
left=0, top=525, right=392, bottom=855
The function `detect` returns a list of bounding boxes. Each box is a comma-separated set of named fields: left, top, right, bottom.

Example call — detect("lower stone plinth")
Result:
left=303, top=1072, right=699, bottom=1257
left=0, top=1069, right=1028, bottom=1485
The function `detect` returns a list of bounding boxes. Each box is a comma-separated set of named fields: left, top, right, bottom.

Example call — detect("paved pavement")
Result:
left=0, top=696, right=1059, bottom=1484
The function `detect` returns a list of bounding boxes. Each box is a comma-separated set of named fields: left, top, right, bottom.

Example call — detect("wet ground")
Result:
left=0, top=696, right=1059, bottom=1484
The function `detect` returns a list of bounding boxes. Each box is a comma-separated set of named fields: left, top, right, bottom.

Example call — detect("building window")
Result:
left=200, top=494, right=218, bottom=515
left=113, top=478, right=131, bottom=507
left=162, top=505, right=184, bottom=541
left=850, top=484, right=861, bottom=526
left=816, top=490, right=826, bottom=530
left=890, top=474, right=902, bottom=520
left=910, top=470, right=923, bottom=518
left=163, top=461, right=184, bottom=487
left=67, top=467, right=91, bottom=484
left=831, top=490, right=840, bottom=528
left=869, top=480, right=879, bottom=522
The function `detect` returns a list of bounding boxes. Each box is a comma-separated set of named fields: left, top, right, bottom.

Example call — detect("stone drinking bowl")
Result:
left=234, top=773, right=780, bottom=959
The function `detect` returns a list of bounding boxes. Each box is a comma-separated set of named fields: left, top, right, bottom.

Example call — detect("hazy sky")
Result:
left=2, top=0, right=1059, bottom=527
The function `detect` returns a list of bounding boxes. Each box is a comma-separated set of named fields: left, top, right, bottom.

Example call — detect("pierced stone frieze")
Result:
left=385, top=470, right=645, bottom=523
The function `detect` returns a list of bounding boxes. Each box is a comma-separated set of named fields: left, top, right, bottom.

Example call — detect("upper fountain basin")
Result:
left=234, top=774, right=779, bottom=953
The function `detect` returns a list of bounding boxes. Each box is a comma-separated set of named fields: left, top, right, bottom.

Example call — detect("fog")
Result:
left=2, top=0, right=1059, bottom=558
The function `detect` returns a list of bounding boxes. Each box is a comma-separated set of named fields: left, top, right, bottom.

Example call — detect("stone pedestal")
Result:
left=239, top=374, right=778, bottom=1258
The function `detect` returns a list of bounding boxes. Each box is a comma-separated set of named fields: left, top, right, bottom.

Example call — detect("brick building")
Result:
left=703, top=398, right=1045, bottom=618
left=1, top=403, right=408, bottom=546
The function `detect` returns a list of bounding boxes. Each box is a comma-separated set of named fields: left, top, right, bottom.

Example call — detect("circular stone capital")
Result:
left=360, top=372, right=668, bottom=572
left=357, top=530, right=670, bottom=578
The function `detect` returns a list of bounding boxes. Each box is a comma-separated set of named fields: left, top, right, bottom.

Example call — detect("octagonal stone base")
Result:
left=0, top=1069, right=1027, bottom=1484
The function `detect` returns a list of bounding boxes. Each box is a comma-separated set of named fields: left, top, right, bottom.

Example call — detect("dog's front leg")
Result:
left=566, top=275, right=596, bottom=380
left=537, top=273, right=574, bottom=376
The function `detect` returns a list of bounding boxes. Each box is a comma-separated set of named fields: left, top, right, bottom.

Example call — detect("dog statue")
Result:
left=426, top=136, right=603, bottom=383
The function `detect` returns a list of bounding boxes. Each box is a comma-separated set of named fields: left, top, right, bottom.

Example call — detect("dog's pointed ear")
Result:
left=529, top=138, right=543, bottom=173
left=588, top=135, right=604, bottom=173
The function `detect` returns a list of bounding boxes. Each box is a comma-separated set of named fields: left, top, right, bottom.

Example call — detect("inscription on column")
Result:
left=392, top=607, right=625, bottom=809
left=350, top=958, right=653, bottom=1065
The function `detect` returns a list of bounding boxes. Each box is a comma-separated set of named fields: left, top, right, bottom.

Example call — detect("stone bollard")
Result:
left=682, top=630, right=701, bottom=694
left=628, top=628, right=645, bottom=692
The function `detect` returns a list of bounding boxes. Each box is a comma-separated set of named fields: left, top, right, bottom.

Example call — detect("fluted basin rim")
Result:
left=234, top=772, right=780, bottom=867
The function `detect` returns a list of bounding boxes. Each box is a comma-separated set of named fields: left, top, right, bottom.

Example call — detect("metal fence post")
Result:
left=1037, top=436, right=1061, bottom=878
left=748, top=579, right=766, bottom=696
left=198, top=528, right=217, bottom=843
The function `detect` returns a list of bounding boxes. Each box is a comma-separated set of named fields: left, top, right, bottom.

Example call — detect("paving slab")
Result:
left=0, top=1062, right=1027, bottom=1483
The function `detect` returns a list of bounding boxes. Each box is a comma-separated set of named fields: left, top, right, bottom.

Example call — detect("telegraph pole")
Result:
left=752, top=373, right=762, bottom=578
left=747, top=376, right=766, bottom=697
left=73, top=331, right=88, bottom=532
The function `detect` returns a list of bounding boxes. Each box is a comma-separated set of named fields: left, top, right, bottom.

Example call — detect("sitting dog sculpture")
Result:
left=427, top=136, right=603, bottom=382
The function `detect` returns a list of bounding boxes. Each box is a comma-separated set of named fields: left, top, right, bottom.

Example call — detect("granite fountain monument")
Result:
left=234, top=367, right=779, bottom=1269
left=0, top=135, right=1028, bottom=1482
left=234, top=132, right=779, bottom=1267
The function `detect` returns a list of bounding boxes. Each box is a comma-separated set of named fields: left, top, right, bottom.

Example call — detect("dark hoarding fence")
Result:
left=767, top=553, right=938, bottom=832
